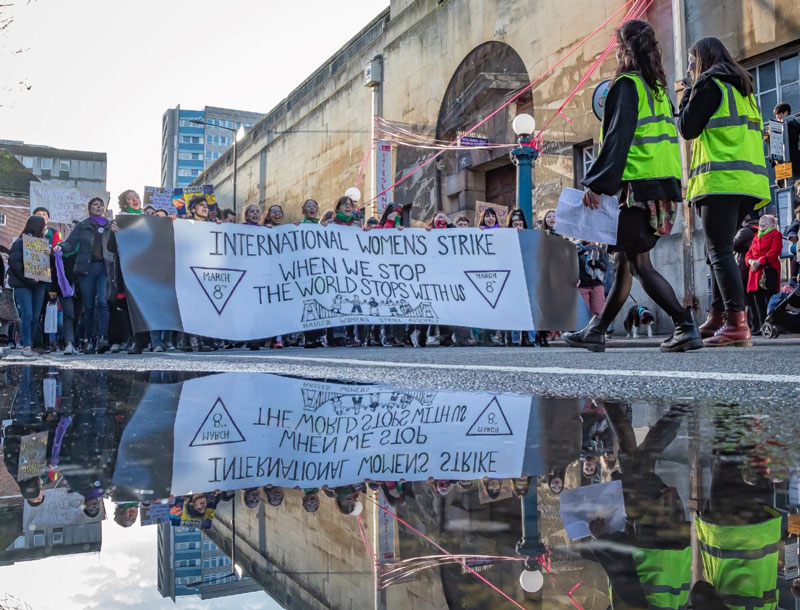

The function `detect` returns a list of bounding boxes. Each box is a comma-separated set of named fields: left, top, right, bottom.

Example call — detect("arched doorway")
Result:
left=393, top=41, right=532, bottom=224
left=436, top=42, right=532, bottom=223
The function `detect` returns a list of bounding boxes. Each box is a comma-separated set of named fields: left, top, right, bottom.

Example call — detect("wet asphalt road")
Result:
left=4, top=338, right=800, bottom=408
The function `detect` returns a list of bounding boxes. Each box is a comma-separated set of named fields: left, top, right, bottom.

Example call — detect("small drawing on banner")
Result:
left=190, top=267, right=246, bottom=315
left=190, top=398, right=246, bottom=447
left=466, top=397, right=513, bottom=436
left=300, top=295, right=438, bottom=323
left=463, top=270, right=510, bottom=309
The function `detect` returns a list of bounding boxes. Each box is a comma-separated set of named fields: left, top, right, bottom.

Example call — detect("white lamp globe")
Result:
left=345, top=187, right=362, bottom=202
left=519, top=568, right=544, bottom=593
left=512, top=114, right=536, bottom=137
left=351, top=501, right=364, bottom=516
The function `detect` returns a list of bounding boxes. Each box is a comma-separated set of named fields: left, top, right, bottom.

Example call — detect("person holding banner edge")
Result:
left=563, top=19, right=702, bottom=354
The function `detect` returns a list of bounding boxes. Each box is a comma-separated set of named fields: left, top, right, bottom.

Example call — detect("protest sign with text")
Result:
left=171, top=373, right=532, bottom=494
left=22, top=234, right=51, bottom=282
left=114, top=215, right=588, bottom=338
left=143, top=186, right=178, bottom=215
left=172, top=221, right=533, bottom=340
left=29, top=183, right=109, bottom=225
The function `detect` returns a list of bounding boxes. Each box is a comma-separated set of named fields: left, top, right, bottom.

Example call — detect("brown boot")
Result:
left=698, top=308, right=725, bottom=339
left=703, top=310, right=752, bottom=347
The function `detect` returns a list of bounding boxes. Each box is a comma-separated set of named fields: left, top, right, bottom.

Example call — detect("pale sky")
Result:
left=0, top=0, right=389, bottom=199
left=1, top=500, right=279, bottom=609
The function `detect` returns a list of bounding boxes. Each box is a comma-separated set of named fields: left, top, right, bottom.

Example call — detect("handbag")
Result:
left=105, top=256, right=124, bottom=304
left=0, top=288, right=19, bottom=322
left=758, top=262, right=778, bottom=292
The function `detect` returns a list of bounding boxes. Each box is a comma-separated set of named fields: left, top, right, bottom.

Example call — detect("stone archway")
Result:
left=434, top=41, right=532, bottom=223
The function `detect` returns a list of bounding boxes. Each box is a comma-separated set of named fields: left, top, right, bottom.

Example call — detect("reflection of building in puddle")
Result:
left=156, top=521, right=260, bottom=601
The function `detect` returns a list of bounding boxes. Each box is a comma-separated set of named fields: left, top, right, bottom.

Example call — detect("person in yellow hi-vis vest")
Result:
left=691, top=441, right=781, bottom=610
left=678, top=37, right=771, bottom=348
left=585, top=403, right=691, bottom=610
left=564, top=19, right=702, bottom=354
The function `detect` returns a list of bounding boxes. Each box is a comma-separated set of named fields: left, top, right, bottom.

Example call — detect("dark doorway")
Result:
left=484, top=164, right=516, bottom=209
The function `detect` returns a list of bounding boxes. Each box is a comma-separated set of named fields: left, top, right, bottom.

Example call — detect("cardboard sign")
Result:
left=143, top=186, right=178, bottom=215
left=171, top=185, right=216, bottom=217
left=17, top=432, right=48, bottom=481
left=788, top=513, right=800, bottom=535
left=775, top=162, right=793, bottom=181
left=22, top=235, right=51, bottom=282
left=29, top=183, right=109, bottom=225
left=140, top=502, right=171, bottom=526
left=475, top=201, right=509, bottom=228
left=768, top=120, right=784, bottom=160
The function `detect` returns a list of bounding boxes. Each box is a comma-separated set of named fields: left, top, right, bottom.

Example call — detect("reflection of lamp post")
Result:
left=186, top=498, right=243, bottom=589
left=516, top=486, right=545, bottom=593
left=190, top=120, right=247, bottom=214
left=510, top=114, right=539, bottom=228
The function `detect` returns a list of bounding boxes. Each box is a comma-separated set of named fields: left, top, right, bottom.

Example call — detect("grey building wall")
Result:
left=0, top=140, right=107, bottom=191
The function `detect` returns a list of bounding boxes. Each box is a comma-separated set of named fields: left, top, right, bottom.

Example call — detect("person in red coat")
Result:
left=745, top=214, right=782, bottom=333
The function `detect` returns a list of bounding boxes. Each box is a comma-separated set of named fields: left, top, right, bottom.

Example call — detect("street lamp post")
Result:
left=190, top=120, right=246, bottom=215
left=516, top=487, right=546, bottom=594
left=510, top=114, right=539, bottom=228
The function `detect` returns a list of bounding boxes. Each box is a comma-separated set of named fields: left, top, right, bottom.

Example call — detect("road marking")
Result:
left=251, top=354, right=800, bottom=384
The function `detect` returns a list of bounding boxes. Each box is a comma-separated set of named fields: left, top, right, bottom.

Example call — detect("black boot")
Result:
left=563, top=316, right=607, bottom=352
left=660, top=308, right=703, bottom=353
left=96, top=336, right=110, bottom=354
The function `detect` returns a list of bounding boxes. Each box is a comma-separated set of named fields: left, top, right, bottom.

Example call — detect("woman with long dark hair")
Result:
left=564, top=19, right=701, bottom=353
left=7, top=216, right=51, bottom=357
left=678, top=37, right=771, bottom=347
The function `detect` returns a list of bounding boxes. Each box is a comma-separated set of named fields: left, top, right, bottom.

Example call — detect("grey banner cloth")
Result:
left=115, top=218, right=589, bottom=337
left=116, top=215, right=182, bottom=335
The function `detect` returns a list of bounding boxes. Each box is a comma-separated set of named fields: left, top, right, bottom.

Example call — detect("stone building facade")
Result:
left=193, top=0, right=800, bottom=327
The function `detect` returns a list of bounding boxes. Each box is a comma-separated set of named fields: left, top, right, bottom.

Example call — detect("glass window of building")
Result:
left=0, top=214, right=6, bottom=226
left=21, top=156, right=33, bottom=169
left=41, top=158, right=52, bottom=170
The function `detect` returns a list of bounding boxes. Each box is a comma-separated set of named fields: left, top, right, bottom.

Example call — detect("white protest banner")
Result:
left=29, top=183, right=109, bottom=225
left=171, top=373, right=532, bottom=495
left=172, top=222, right=534, bottom=340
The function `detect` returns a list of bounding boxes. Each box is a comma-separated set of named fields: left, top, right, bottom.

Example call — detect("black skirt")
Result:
left=609, top=206, right=659, bottom=255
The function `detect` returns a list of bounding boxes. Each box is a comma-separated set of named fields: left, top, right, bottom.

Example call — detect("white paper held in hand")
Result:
left=554, top=187, right=620, bottom=245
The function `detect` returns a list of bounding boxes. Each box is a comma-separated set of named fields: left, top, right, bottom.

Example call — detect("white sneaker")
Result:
left=0, top=346, right=9, bottom=358
left=21, top=347, right=36, bottom=358
left=110, top=343, right=121, bottom=353
left=410, top=330, right=420, bottom=348
left=63, top=343, right=75, bottom=356
left=426, top=336, right=440, bottom=347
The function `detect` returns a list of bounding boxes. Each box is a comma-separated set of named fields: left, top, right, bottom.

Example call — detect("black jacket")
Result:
left=577, top=243, right=609, bottom=288
left=733, top=223, right=758, bottom=278
left=58, top=217, right=114, bottom=276
left=582, top=76, right=682, bottom=202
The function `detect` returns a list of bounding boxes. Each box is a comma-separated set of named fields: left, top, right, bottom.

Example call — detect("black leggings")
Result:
left=600, top=249, right=684, bottom=328
left=698, top=196, right=757, bottom=313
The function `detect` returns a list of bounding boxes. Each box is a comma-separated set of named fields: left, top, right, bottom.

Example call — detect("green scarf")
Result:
left=392, top=216, right=402, bottom=228
left=302, top=217, right=319, bottom=224
left=757, top=225, right=775, bottom=238
left=124, top=206, right=142, bottom=215
left=335, top=211, right=352, bottom=224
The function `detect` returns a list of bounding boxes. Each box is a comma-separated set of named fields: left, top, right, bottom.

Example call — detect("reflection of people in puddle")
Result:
left=429, top=479, right=455, bottom=497
left=547, top=468, right=566, bottom=495
left=2, top=367, right=56, bottom=507
left=483, top=478, right=503, bottom=500
left=334, top=484, right=361, bottom=515
left=265, top=485, right=284, bottom=507
left=242, top=487, right=261, bottom=509
left=585, top=403, right=691, bottom=610
left=114, top=502, right=139, bottom=527
left=690, top=414, right=781, bottom=610
left=302, top=489, right=320, bottom=513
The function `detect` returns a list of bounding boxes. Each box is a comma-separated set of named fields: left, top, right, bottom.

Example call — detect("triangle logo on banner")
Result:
left=463, top=270, right=511, bottom=309
left=190, top=267, right=246, bottom=315
left=190, top=397, right=246, bottom=447
left=466, top=397, right=513, bottom=436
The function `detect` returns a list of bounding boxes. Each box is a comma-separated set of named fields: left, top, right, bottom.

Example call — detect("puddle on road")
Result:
left=1, top=367, right=798, bottom=609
